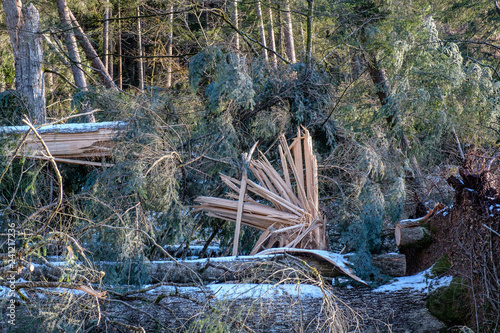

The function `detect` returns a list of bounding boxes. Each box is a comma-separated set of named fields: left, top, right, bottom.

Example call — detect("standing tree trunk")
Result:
left=268, top=7, right=277, bottom=67
left=256, top=0, right=268, bottom=61
left=167, top=4, right=174, bottom=88
left=56, top=0, right=87, bottom=91
left=305, top=0, right=314, bottom=68
left=283, top=0, right=296, bottom=63
left=103, top=0, right=110, bottom=73
left=232, top=0, right=240, bottom=51
left=137, top=6, right=145, bottom=92
left=118, top=3, right=123, bottom=89
left=2, top=0, right=46, bottom=123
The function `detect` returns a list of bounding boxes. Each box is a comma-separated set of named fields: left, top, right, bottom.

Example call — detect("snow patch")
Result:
left=143, top=283, right=324, bottom=301
left=207, top=283, right=324, bottom=300
left=373, top=269, right=452, bottom=293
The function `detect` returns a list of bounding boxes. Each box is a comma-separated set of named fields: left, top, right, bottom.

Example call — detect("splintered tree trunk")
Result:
left=256, top=0, right=268, bottom=61
left=137, top=6, right=144, bottom=92
left=268, top=7, right=277, bottom=66
left=2, top=0, right=46, bottom=123
left=56, top=0, right=87, bottom=91
left=167, top=4, right=173, bottom=88
left=283, top=0, right=296, bottom=63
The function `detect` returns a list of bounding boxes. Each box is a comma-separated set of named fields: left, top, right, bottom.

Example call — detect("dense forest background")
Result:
left=1, top=0, right=500, bottom=331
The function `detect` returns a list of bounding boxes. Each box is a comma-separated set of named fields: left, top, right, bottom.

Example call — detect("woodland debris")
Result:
left=193, top=128, right=366, bottom=283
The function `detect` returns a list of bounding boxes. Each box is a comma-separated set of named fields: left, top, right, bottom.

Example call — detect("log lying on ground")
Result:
left=25, top=253, right=362, bottom=285
left=0, top=121, right=124, bottom=166
left=395, top=203, right=445, bottom=248
left=372, top=253, right=406, bottom=277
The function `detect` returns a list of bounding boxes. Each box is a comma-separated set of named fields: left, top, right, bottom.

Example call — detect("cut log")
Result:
left=372, top=253, right=406, bottom=277
left=394, top=203, right=445, bottom=248
left=395, top=221, right=432, bottom=248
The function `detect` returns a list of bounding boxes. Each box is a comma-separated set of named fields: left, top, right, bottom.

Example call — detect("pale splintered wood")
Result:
left=194, top=128, right=331, bottom=256
left=280, top=135, right=308, bottom=210
left=232, top=170, right=248, bottom=256
left=1, top=122, right=123, bottom=164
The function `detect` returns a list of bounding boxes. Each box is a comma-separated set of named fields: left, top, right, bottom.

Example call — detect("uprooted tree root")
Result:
left=420, top=150, right=500, bottom=331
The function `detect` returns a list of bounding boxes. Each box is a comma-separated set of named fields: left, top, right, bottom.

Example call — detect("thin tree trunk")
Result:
left=300, top=21, right=306, bottom=54
left=277, top=5, right=284, bottom=57
left=137, top=6, right=144, bottom=92
left=2, top=0, right=46, bottom=123
left=68, top=10, right=117, bottom=91
left=268, top=7, right=277, bottom=66
left=56, top=0, right=87, bottom=90
left=118, top=3, right=123, bottom=89
left=305, top=0, right=314, bottom=67
left=232, top=0, right=240, bottom=51
left=108, top=8, right=114, bottom=80
left=256, top=0, right=268, bottom=61
left=283, top=0, right=296, bottom=63
left=167, top=4, right=173, bottom=88
left=103, top=0, right=110, bottom=72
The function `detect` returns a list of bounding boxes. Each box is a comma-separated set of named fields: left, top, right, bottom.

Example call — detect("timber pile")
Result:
left=194, top=128, right=327, bottom=255
left=0, top=121, right=124, bottom=166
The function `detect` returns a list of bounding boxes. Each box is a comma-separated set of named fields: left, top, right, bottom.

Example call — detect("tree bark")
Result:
left=256, top=0, right=268, bottom=61
left=268, top=7, right=278, bottom=66
left=2, top=0, right=46, bottom=124
left=56, top=0, right=87, bottom=91
left=372, top=253, right=406, bottom=277
left=67, top=10, right=117, bottom=92
left=137, top=6, right=145, bottom=92
left=395, top=223, right=432, bottom=248
left=283, top=0, right=296, bottom=63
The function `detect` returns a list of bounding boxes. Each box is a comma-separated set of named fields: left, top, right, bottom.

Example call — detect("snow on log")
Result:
left=257, top=248, right=366, bottom=284
left=0, top=121, right=125, bottom=165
